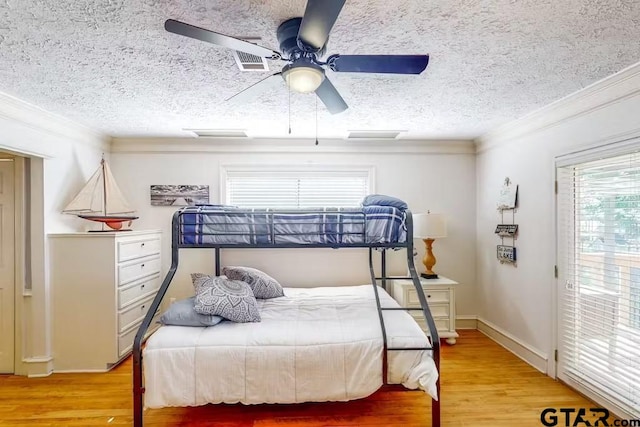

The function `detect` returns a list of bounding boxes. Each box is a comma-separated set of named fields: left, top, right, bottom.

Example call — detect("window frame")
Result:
left=219, top=164, right=376, bottom=208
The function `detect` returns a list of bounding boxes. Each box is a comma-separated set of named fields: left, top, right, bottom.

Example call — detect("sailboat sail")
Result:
left=63, top=159, right=137, bottom=231
left=63, top=159, right=135, bottom=215
left=102, top=160, right=134, bottom=215
left=62, top=166, right=105, bottom=214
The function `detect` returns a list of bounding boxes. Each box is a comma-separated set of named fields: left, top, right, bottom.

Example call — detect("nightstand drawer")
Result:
left=411, top=312, right=450, bottom=332
left=406, top=288, right=450, bottom=305
left=118, top=256, right=161, bottom=286
left=118, top=236, right=161, bottom=262
left=427, top=303, right=450, bottom=318
left=408, top=304, right=449, bottom=319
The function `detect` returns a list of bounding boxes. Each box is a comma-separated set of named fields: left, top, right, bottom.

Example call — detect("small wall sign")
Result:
left=495, top=224, right=519, bottom=237
left=497, top=245, right=517, bottom=263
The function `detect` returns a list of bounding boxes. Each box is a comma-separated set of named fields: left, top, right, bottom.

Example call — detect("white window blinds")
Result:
left=557, top=150, right=640, bottom=418
left=223, top=168, right=372, bottom=208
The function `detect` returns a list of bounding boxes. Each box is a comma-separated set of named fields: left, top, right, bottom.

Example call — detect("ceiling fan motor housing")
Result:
left=277, top=17, right=326, bottom=59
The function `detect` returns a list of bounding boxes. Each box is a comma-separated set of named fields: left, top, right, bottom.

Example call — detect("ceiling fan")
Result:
left=164, top=0, right=429, bottom=114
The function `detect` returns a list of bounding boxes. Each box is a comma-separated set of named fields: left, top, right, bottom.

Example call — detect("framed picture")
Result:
left=498, top=178, right=518, bottom=210
left=150, top=185, right=209, bottom=206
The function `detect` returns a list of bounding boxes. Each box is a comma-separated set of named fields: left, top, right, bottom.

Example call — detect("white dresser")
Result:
left=50, top=230, right=162, bottom=372
left=390, top=276, right=459, bottom=345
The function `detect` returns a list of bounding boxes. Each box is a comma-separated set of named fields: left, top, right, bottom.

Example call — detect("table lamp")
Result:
left=413, top=212, right=447, bottom=279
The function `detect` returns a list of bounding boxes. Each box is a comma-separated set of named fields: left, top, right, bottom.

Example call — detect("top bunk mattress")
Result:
left=177, top=205, right=407, bottom=246
left=143, top=285, right=437, bottom=408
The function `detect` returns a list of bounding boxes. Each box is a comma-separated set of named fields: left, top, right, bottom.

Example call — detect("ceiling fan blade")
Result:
left=328, top=54, right=430, bottom=74
left=225, top=72, right=284, bottom=104
left=315, top=77, right=348, bottom=114
left=298, top=0, right=346, bottom=50
left=165, top=19, right=280, bottom=59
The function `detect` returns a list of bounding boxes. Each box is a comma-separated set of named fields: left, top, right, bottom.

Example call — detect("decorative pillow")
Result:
left=361, top=194, right=408, bottom=210
left=191, top=273, right=261, bottom=322
left=222, top=266, right=285, bottom=299
left=159, top=297, right=224, bottom=327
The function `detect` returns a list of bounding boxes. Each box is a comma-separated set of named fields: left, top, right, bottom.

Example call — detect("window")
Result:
left=557, top=147, right=640, bottom=418
left=221, top=166, right=373, bottom=208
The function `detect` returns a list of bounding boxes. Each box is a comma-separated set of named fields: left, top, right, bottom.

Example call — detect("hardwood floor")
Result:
left=0, top=330, right=615, bottom=426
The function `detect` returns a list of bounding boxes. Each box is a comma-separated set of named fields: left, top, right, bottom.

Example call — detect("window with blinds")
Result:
left=223, top=167, right=372, bottom=208
left=557, top=149, right=640, bottom=418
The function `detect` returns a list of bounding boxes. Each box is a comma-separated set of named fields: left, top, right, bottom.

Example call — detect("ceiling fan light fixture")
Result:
left=282, top=63, right=324, bottom=93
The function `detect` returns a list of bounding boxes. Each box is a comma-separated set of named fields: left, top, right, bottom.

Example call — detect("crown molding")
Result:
left=0, top=91, right=111, bottom=156
left=110, top=137, right=475, bottom=155
left=476, top=61, right=640, bottom=153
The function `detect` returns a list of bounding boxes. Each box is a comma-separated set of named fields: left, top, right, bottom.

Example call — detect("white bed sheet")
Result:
left=143, top=285, right=438, bottom=408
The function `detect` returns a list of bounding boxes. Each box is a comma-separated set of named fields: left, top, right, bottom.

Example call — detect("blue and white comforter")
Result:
left=179, top=205, right=406, bottom=245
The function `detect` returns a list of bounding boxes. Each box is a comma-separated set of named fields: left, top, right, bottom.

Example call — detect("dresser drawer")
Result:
left=118, top=274, right=161, bottom=309
left=118, top=256, right=161, bottom=286
left=118, top=295, right=155, bottom=333
left=118, top=311, right=161, bottom=358
left=117, top=236, right=161, bottom=263
left=405, top=287, right=450, bottom=306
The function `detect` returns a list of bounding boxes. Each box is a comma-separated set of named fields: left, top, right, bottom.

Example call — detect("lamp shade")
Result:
left=413, top=213, right=447, bottom=239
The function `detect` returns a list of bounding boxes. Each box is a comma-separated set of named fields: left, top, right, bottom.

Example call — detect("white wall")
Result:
left=0, top=92, right=110, bottom=375
left=110, top=141, right=478, bottom=316
left=475, top=63, right=640, bottom=373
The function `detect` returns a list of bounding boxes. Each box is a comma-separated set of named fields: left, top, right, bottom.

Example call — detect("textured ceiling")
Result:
left=0, top=0, right=639, bottom=139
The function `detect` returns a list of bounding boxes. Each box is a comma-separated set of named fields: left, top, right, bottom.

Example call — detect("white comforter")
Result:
left=143, top=285, right=438, bottom=408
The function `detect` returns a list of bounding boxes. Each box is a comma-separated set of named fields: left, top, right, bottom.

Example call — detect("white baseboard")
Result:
left=477, top=317, right=548, bottom=374
left=23, top=356, right=53, bottom=377
left=456, top=315, right=478, bottom=329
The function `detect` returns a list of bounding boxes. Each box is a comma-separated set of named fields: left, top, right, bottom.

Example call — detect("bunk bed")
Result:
left=133, top=204, right=441, bottom=427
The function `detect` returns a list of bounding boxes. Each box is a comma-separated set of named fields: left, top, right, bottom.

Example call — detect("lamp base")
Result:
left=421, top=273, right=439, bottom=279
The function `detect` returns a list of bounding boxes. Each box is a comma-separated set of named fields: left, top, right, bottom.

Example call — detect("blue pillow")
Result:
left=362, top=194, right=408, bottom=209
left=159, top=297, right=224, bottom=327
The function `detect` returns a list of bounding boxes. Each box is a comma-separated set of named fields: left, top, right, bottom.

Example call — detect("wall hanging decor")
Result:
left=150, top=185, right=209, bottom=206
left=496, top=177, right=518, bottom=266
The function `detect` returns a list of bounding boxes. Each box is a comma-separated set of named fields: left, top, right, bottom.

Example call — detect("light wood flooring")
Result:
left=0, top=330, right=614, bottom=426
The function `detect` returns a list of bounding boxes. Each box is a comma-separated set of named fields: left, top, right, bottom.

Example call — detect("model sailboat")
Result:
left=63, top=158, right=138, bottom=231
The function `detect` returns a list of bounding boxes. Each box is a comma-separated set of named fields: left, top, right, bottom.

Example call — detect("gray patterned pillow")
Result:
left=191, top=273, right=261, bottom=323
left=222, top=266, right=285, bottom=299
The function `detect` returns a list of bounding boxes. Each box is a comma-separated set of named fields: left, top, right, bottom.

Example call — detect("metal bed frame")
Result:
left=133, top=208, right=441, bottom=427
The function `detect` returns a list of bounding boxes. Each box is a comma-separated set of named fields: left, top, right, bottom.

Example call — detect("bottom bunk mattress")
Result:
left=143, top=284, right=438, bottom=408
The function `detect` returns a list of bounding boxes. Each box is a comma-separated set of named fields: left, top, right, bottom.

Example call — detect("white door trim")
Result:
left=0, top=156, right=15, bottom=373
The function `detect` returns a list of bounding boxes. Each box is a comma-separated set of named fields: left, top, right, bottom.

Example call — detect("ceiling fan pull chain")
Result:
left=315, top=94, right=319, bottom=146
left=288, top=84, right=292, bottom=135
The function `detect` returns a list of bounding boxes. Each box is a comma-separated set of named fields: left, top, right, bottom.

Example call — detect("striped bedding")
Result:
left=178, top=205, right=406, bottom=246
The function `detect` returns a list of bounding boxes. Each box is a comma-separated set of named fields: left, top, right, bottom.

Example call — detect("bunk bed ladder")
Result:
left=369, top=246, right=441, bottom=427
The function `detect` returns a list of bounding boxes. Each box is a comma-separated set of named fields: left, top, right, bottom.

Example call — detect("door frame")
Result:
left=0, top=154, right=23, bottom=374
left=13, top=156, right=25, bottom=375
left=554, top=136, right=640, bottom=420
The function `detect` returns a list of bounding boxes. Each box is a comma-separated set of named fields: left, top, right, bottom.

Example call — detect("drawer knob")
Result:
left=427, top=294, right=431, bottom=298
left=141, top=284, right=145, bottom=289
left=141, top=243, right=145, bottom=247
left=141, top=305, right=146, bottom=310
left=141, top=264, right=145, bottom=268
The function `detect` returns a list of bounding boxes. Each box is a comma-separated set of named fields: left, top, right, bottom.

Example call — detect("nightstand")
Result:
left=390, top=276, right=459, bottom=345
